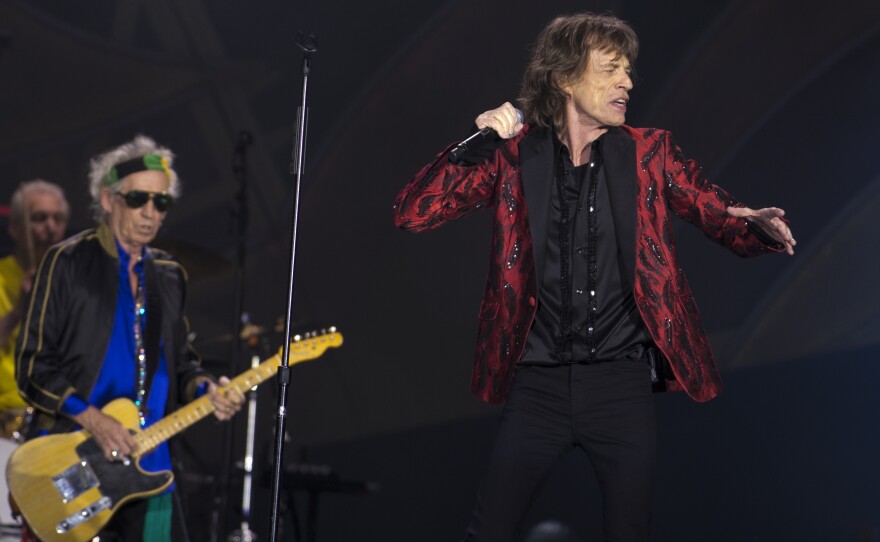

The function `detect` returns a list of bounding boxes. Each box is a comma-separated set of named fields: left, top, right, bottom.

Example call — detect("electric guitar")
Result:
left=6, top=328, right=343, bottom=542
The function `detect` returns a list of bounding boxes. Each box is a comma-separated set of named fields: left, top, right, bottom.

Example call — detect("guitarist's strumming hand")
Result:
left=73, top=405, right=138, bottom=462
left=208, top=376, right=245, bottom=421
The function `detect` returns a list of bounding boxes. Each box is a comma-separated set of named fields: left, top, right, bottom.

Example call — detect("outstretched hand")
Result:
left=727, top=206, right=796, bottom=255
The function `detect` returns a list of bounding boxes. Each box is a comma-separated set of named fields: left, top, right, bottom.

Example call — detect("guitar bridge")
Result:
left=55, top=496, right=111, bottom=534
left=52, top=461, right=99, bottom=503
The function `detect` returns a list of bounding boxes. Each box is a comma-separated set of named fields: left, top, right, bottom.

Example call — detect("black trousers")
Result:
left=463, top=361, right=657, bottom=542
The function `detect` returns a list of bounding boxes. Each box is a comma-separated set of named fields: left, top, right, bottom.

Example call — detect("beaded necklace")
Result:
left=132, top=272, right=148, bottom=427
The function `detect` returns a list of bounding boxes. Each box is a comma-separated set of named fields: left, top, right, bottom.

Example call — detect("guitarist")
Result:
left=15, top=135, right=245, bottom=541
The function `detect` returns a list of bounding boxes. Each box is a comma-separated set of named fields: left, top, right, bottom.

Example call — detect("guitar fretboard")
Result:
left=133, top=331, right=341, bottom=457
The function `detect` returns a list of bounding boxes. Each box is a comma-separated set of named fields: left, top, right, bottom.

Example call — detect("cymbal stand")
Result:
left=227, top=353, right=260, bottom=542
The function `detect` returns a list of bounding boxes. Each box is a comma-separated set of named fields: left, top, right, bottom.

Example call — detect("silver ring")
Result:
left=111, top=450, right=119, bottom=459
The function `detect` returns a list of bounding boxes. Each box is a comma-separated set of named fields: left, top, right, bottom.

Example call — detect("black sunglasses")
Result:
left=116, top=190, right=174, bottom=212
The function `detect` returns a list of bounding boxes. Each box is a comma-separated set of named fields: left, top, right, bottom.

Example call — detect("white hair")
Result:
left=10, top=179, right=69, bottom=227
left=87, top=135, right=180, bottom=222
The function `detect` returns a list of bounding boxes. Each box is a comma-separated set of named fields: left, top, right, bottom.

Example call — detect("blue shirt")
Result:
left=61, top=241, right=173, bottom=477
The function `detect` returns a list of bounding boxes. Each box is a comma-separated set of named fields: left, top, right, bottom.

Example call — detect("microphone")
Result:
left=448, top=108, right=524, bottom=164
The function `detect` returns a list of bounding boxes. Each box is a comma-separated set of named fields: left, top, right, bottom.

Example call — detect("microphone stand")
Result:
left=267, top=32, right=317, bottom=542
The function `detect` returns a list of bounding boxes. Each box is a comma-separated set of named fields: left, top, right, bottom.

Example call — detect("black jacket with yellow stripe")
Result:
left=15, top=223, right=211, bottom=436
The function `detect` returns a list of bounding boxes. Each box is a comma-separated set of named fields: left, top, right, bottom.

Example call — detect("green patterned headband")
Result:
left=103, top=154, right=171, bottom=186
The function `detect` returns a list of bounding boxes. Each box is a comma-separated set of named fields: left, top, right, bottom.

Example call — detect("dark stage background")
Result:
left=2, top=0, right=879, bottom=540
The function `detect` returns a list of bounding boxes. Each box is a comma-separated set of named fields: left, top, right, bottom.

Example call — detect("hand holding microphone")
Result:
left=448, top=102, right=524, bottom=164
left=476, top=102, right=524, bottom=138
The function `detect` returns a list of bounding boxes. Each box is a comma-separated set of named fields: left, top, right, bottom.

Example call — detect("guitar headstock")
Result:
left=282, top=327, right=343, bottom=365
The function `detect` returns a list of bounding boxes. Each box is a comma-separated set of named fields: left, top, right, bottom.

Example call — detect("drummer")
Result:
left=0, top=179, right=69, bottom=438
left=0, top=180, right=69, bottom=534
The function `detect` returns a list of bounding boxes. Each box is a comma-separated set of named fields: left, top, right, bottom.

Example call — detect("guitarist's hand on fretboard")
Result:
left=72, top=405, right=138, bottom=462
left=208, top=376, right=245, bottom=421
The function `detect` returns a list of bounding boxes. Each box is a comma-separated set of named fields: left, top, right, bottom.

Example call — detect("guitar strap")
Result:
left=142, top=257, right=163, bottom=407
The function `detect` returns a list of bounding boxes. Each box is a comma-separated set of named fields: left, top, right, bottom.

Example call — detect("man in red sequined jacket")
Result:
left=394, top=12, right=795, bottom=542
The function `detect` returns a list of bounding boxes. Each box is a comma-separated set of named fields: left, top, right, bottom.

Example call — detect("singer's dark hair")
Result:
left=519, top=13, right=639, bottom=131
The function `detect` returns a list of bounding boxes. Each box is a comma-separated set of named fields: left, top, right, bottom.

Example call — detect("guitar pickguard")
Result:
left=72, top=439, right=173, bottom=509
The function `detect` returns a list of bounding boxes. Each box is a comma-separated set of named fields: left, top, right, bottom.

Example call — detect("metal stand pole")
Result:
left=227, top=353, right=261, bottom=542
left=267, top=31, right=317, bottom=542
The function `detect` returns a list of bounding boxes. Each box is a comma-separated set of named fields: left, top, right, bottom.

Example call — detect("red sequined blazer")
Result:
left=394, top=125, right=783, bottom=404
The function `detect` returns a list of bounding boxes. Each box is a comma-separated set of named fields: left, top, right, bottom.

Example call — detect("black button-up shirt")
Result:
left=521, top=133, right=652, bottom=365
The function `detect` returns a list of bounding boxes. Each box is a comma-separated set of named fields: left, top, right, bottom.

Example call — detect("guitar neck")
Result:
left=133, top=330, right=341, bottom=457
